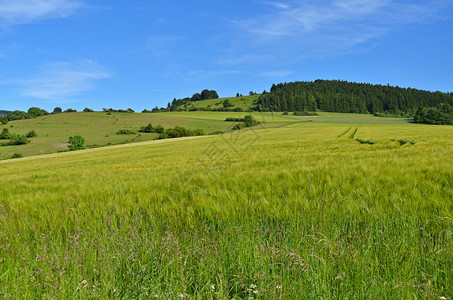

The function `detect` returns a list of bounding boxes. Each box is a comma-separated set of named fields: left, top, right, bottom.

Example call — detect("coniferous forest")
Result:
left=254, top=80, right=453, bottom=115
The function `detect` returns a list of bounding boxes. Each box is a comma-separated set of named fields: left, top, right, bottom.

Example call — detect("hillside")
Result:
left=0, top=111, right=294, bottom=159
left=255, top=80, right=453, bottom=114
left=169, top=94, right=259, bottom=111
left=1, top=115, right=452, bottom=298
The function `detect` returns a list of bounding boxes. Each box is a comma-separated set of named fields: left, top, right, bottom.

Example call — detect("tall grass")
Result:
left=0, top=122, right=452, bottom=298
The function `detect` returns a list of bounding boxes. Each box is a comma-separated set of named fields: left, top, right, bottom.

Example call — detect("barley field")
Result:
left=0, top=116, right=452, bottom=298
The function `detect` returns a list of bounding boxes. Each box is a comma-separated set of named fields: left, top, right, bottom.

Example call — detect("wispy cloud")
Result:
left=230, top=0, right=453, bottom=59
left=17, top=59, right=110, bottom=102
left=0, top=0, right=81, bottom=26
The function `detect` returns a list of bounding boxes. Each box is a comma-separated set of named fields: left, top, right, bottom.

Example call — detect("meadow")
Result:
left=0, top=111, right=292, bottom=159
left=0, top=114, right=452, bottom=298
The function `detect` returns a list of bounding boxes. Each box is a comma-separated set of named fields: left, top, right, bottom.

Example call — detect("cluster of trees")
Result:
left=139, top=123, right=165, bottom=134
left=0, top=128, right=34, bottom=146
left=414, top=103, right=453, bottom=125
left=138, top=122, right=204, bottom=139
left=254, top=80, right=453, bottom=114
left=5, top=107, right=86, bottom=122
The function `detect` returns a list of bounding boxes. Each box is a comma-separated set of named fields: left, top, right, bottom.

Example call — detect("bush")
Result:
left=64, top=108, right=77, bottom=113
left=1, top=116, right=8, bottom=124
left=68, top=135, right=85, bottom=151
left=11, top=153, right=22, bottom=159
left=0, top=128, right=10, bottom=139
left=26, top=130, right=37, bottom=138
left=223, top=99, right=234, bottom=108
left=157, top=126, right=205, bottom=139
left=225, top=117, right=244, bottom=122
left=243, top=115, right=259, bottom=127
left=139, top=123, right=155, bottom=133
left=117, top=129, right=136, bottom=135
left=154, top=125, right=165, bottom=134
left=83, top=108, right=94, bottom=112
left=53, top=107, right=62, bottom=114
left=7, top=134, right=29, bottom=145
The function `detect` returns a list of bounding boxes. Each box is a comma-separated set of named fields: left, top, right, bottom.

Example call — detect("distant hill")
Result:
left=254, top=80, right=453, bottom=115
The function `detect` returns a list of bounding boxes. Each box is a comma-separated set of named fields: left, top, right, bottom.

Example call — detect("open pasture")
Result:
left=0, top=111, right=293, bottom=159
left=0, top=116, right=452, bottom=298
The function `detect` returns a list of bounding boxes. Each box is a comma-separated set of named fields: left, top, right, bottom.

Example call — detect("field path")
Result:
left=0, top=135, right=212, bottom=164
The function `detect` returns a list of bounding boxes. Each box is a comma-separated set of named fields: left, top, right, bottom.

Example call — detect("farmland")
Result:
left=1, top=113, right=452, bottom=298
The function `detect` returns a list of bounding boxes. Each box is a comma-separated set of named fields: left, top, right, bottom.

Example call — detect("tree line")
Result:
left=254, top=80, right=453, bottom=114
left=4, top=107, right=96, bottom=121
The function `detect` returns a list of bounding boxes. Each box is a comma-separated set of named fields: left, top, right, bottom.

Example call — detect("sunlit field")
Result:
left=1, top=116, right=452, bottom=298
left=0, top=111, right=294, bottom=159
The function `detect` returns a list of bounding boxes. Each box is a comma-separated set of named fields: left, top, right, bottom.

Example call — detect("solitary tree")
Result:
left=68, top=135, right=85, bottom=151
left=1, top=116, right=8, bottom=125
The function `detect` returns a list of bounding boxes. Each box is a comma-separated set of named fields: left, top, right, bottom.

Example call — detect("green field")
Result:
left=0, top=111, right=293, bottom=159
left=1, top=113, right=452, bottom=298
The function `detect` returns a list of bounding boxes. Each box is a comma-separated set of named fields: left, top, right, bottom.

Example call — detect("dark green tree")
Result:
left=53, top=107, right=63, bottom=114
left=68, top=135, right=86, bottom=151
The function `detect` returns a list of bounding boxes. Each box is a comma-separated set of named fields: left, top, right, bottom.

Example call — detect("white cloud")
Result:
left=231, top=0, right=453, bottom=57
left=0, top=0, right=81, bottom=26
left=19, top=59, right=110, bottom=101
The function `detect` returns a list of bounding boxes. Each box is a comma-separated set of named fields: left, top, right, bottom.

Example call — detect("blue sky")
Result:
left=0, top=0, right=452, bottom=112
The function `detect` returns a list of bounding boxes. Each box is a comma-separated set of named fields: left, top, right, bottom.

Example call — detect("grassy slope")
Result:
left=1, top=115, right=452, bottom=298
left=0, top=111, right=291, bottom=159
left=180, top=95, right=259, bottom=111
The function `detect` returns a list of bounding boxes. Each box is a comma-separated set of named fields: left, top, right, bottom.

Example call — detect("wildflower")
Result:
left=211, top=284, right=215, bottom=291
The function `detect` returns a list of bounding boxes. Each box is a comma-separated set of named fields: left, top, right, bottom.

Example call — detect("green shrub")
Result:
left=26, top=130, right=37, bottom=138
left=154, top=125, right=165, bottom=134
left=0, top=128, right=9, bottom=139
left=243, top=115, right=259, bottom=127
left=1, top=116, right=8, bottom=125
left=11, top=153, right=22, bottom=159
left=139, top=123, right=155, bottom=133
left=7, top=134, right=29, bottom=145
left=155, top=133, right=169, bottom=140
left=68, top=135, right=85, bottom=151
left=225, top=117, right=244, bottom=122
left=116, top=129, right=136, bottom=135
